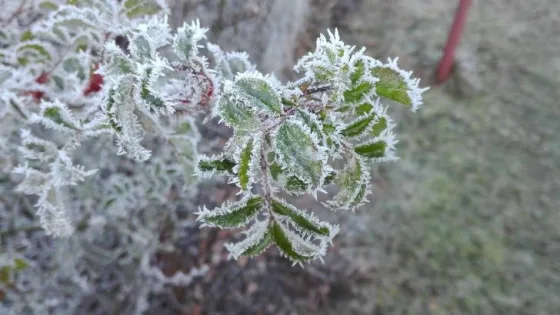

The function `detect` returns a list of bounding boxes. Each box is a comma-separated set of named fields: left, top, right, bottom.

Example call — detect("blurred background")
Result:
left=164, top=0, right=560, bottom=314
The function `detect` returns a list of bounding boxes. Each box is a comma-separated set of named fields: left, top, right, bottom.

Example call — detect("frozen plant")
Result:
left=0, top=1, right=230, bottom=313
left=1, top=11, right=429, bottom=315
left=196, top=30, right=428, bottom=265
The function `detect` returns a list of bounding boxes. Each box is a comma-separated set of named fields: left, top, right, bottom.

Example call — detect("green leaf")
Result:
left=274, top=122, right=324, bottom=188
left=198, top=196, right=264, bottom=228
left=104, top=198, right=116, bottom=208
left=372, top=66, right=412, bottom=106
left=39, top=1, right=59, bottom=11
left=0, top=258, right=29, bottom=284
left=140, top=69, right=165, bottom=109
left=323, top=170, right=336, bottom=185
left=218, top=85, right=259, bottom=132
left=335, top=105, right=352, bottom=113
left=354, top=141, right=387, bottom=158
left=0, top=69, right=12, bottom=85
left=175, top=121, right=192, bottom=134
left=322, top=123, right=336, bottom=133
left=285, top=176, right=308, bottom=194
left=0, top=266, right=10, bottom=284
left=350, top=183, right=367, bottom=208
left=237, top=138, right=254, bottom=190
left=343, top=81, right=373, bottom=103
left=341, top=114, right=375, bottom=138
left=371, top=117, right=387, bottom=136
left=355, top=103, right=373, bottom=116
left=242, top=230, right=272, bottom=257
left=44, top=106, right=77, bottom=130
left=62, top=57, right=86, bottom=81
left=106, top=89, right=122, bottom=133
left=123, top=0, right=163, bottom=18
left=74, top=36, right=89, bottom=52
left=19, top=31, right=34, bottom=41
left=271, top=199, right=330, bottom=236
left=105, top=54, right=133, bottom=75
left=228, top=55, right=251, bottom=74
left=269, top=162, right=283, bottom=180
left=295, top=110, right=322, bottom=136
left=236, top=74, right=282, bottom=114
left=13, top=258, right=29, bottom=271
left=131, top=35, right=152, bottom=61
left=17, top=43, right=51, bottom=61
left=270, top=222, right=313, bottom=262
left=52, top=75, right=64, bottom=90
left=17, top=57, right=29, bottom=66
left=173, top=22, right=201, bottom=60
left=198, top=156, right=236, bottom=174
left=350, top=59, right=365, bottom=84
left=330, top=157, right=369, bottom=210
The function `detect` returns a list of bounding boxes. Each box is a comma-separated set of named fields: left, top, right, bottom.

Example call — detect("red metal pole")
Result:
left=435, top=0, right=473, bottom=83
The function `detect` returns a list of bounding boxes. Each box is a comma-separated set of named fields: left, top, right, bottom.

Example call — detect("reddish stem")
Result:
left=435, top=0, right=472, bottom=83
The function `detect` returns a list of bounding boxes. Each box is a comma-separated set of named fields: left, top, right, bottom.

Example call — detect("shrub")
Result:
left=0, top=0, right=427, bottom=313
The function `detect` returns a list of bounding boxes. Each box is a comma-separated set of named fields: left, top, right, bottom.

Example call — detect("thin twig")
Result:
left=302, top=84, right=331, bottom=95
left=1, top=0, right=27, bottom=28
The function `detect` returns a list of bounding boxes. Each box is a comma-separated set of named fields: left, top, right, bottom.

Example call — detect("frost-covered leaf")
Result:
left=140, top=68, right=166, bottom=110
left=196, top=195, right=264, bottom=228
left=274, top=120, right=325, bottom=189
left=271, top=198, right=338, bottom=238
left=226, top=52, right=253, bottom=74
left=105, top=88, right=121, bottom=132
left=16, top=41, right=53, bottom=62
left=328, top=156, right=370, bottom=210
left=270, top=220, right=327, bottom=264
left=294, top=109, right=323, bottom=138
left=19, top=129, right=58, bottom=162
left=0, top=258, right=29, bottom=284
left=341, top=112, right=376, bottom=138
left=269, top=162, right=283, bottom=180
left=39, top=1, right=59, bottom=11
left=30, top=100, right=81, bottom=132
left=233, top=137, right=259, bottom=191
left=372, top=58, right=429, bottom=112
left=270, top=222, right=313, bottom=262
left=371, top=117, right=388, bottom=136
left=217, top=81, right=259, bottom=132
left=372, top=67, right=410, bottom=105
left=343, top=81, right=373, bottom=103
left=103, top=80, right=152, bottom=162
left=235, top=72, right=283, bottom=115
left=130, top=35, right=152, bottom=61
left=354, top=140, right=387, bottom=159
left=207, top=43, right=233, bottom=79
left=62, top=57, right=87, bottom=80
left=284, top=176, right=308, bottom=195
left=123, top=0, right=166, bottom=18
left=173, top=20, right=206, bottom=61
left=197, top=154, right=236, bottom=176
left=323, top=170, right=336, bottom=185
left=241, top=229, right=272, bottom=257
left=341, top=100, right=392, bottom=139
left=225, top=219, right=272, bottom=259
left=100, top=42, right=133, bottom=75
